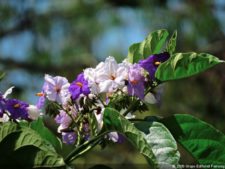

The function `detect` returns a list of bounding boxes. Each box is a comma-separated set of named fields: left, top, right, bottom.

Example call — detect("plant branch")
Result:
left=64, top=131, right=108, bottom=164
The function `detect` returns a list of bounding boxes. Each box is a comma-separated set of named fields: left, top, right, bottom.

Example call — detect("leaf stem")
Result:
left=64, top=131, right=108, bottom=164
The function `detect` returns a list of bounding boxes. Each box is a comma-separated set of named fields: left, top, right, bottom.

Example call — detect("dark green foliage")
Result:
left=161, top=114, right=225, bottom=165
left=0, top=121, right=65, bottom=168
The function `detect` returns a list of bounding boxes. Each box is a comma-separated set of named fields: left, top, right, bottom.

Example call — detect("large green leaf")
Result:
left=30, top=117, right=62, bottom=152
left=155, top=52, right=224, bottom=81
left=127, top=29, right=169, bottom=63
left=160, top=114, right=225, bottom=165
left=166, top=30, right=177, bottom=54
left=135, top=121, right=180, bottom=168
left=0, top=122, right=18, bottom=142
left=0, top=122, right=65, bottom=168
left=103, top=108, right=158, bottom=168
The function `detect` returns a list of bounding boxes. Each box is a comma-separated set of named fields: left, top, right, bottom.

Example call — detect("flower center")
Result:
left=154, top=61, right=161, bottom=66
left=131, top=80, right=138, bottom=85
left=76, top=82, right=83, bottom=87
left=110, top=75, right=116, bottom=80
left=14, top=103, right=20, bottom=108
left=55, top=86, right=61, bottom=93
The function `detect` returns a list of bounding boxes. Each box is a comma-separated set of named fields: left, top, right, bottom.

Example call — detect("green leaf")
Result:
left=127, top=29, right=169, bottom=63
left=135, top=121, right=180, bottom=168
left=15, top=127, right=64, bottom=167
left=0, top=122, right=65, bottom=168
left=155, top=52, right=224, bottom=81
left=0, top=122, right=18, bottom=142
left=166, top=30, right=177, bottom=54
left=160, top=114, right=225, bottom=165
left=103, top=108, right=158, bottom=168
left=30, top=117, right=62, bottom=151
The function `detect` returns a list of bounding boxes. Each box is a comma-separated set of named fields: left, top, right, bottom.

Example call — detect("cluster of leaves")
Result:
left=0, top=29, right=225, bottom=169
left=0, top=118, right=64, bottom=168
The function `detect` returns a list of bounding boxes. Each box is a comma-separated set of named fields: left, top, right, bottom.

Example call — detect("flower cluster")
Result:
left=35, top=53, right=169, bottom=145
left=0, top=87, right=41, bottom=122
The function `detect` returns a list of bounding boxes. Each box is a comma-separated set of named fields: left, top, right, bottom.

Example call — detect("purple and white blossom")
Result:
left=43, top=74, right=71, bottom=105
left=0, top=48, right=167, bottom=148
left=69, top=73, right=90, bottom=100
left=62, top=132, right=77, bottom=144
left=127, top=64, right=145, bottom=99
left=55, top=110, right=74, bottom=133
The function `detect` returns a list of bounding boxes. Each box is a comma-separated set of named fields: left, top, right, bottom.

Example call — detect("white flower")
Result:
left=125, top=112, right=135, bottom=119
left=84, top=56, right=129, bottom=94
left=55, top=110, right=73, bottom=133
left=108, top=132, right=119, bottom=142
left=0, top=114, right=9, bottom=122
left=93, top=102, right=105, bottom=131
left=44, top=74, right=71, bottom=105
left=3, top=86, right=15, bottom=98
left=144, top=92, right=158, bottom=104
left=93, top=108, right=120, bottom=142
left=27, top=105, right=42, bottom=120
left=84, top=68, right=100, bottom=94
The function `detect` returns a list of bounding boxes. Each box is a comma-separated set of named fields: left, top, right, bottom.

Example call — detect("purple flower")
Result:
left=84, top=133, right=90, bottom=141
left=108, top=132, right=125, bottom=143
left=62, top=132, right=77, bottom=144
left=43, top=74, right=70, bottom=105
left=36, top=94, right=45, bottom=109
left=0, top=94, right=5, bottom=117
left=69, top=73, right=90, bottom=100
left=83, top=123, right=89, bottom=132
left=127, top=64, right=145, bottom=99
left=139, top=52, right=170, bottom=79
left=55, top=110, right=72, bottom=132
left=36, top=82, right=47, bottom=109
left=5, top=99, right=29, bottom=120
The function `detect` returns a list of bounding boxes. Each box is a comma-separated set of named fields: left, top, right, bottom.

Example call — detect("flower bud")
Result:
left=27, top=105, right=41, bottom=120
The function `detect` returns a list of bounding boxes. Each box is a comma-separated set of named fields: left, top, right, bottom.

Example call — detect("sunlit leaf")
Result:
left=166, top=30, right=177, bottom=54
left=128, top=29, right=169, bottom=63
left=135, top=121, right=180, bottom=168
left=156, top=52, right=224, bottom=81
left=103, top=108, right=158, bottom=168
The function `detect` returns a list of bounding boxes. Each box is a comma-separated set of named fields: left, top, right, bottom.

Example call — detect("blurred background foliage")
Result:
left=0, top=0, right=225, bottom=168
